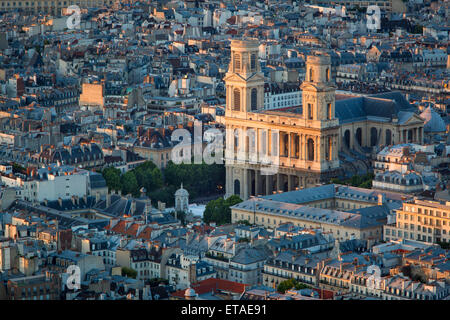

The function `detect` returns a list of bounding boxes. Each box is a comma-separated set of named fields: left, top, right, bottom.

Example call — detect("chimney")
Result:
left=71, top=196, right=76, bottom=206
left=118, top=189, right=122, bottom=196
left=83, top=194, right=87, bottom=204
left=188, top=262, right=197, bottom=285
left=131, top=200, right=136, bottom=215
left=106, top=192, right=111, bottom=207
left=378, top=193, right=386, bottom=206
left=44, top=199, right=48, bottom=206
left=95, top=192, right=100, bottom=203
left=58, top=197, right=62, bottom=207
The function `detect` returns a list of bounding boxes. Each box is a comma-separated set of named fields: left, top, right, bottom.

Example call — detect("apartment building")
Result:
left=262, top=251, right=323, bottom=289
left=384, top=198, right=450, bottom=244
left=0, top=0, right=114, bottom=15
left=3, top=272, right=61, bottom=300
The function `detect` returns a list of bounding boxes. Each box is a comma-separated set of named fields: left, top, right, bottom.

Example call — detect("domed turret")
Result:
left=175, top=183, right=189, bottom=213
left=184, top=287, right=197, bottom=300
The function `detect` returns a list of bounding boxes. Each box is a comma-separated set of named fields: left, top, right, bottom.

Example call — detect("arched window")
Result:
left=370, top=127, right=377, bottom=146
left=356, top=128, right=362, bottom=146
left=309, top=68, right=314, bottom=82
left=234, top=179, right=240, bottom=195
left=233, top=88, right=240, bottom=111
left=386, top=129, right=392, bottom=145
left=251, top=88, right=258, bottom=110
left=307, top=138, right=315, bottom=161
left=344, top=130, right=350, bottom=148
left=327, top=103, right=332, bottom=119
left=326, top=68, right=330, bottom=82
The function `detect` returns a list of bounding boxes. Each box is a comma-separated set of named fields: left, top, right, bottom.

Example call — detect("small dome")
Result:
left=184, top=287, right=196, bottom=297
left=420, top=107, right=446, bottom=133
left=175, top=183, right=189, bottom=197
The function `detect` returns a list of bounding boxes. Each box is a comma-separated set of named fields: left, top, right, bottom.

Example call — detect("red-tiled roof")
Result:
left=171, top=278, right=248, bottom=298
left=124, top=223, right=140, bottom=237
left=138, top=226, right=153, bottom=240
left=192, top=225, right=215, bottom=235
left=110, top=220, right=127, bottom=234
left=312, top=288, right=334, bottom=300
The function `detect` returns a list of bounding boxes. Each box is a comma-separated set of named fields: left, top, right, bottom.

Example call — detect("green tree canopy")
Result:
left=121, top=171, right=139, bottom=197
left=121, top=267, right=137, bottom=279
left=203, top=195, right=242, bottom=225
left=277, top=279, right=311, bottom=293
left=102, top=167, right=122, bottom=192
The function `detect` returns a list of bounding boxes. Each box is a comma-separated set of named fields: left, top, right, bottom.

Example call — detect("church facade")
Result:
left=224, top=39, right=425, bottom=200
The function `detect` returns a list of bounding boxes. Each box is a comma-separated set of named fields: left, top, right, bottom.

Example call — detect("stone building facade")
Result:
left=224, top=39, right=425, bottom=200
left=224, top=40, right=340, bottom=200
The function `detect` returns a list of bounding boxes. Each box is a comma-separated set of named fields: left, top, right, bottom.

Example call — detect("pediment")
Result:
left=401, top=113, right=425, bottom=125
left=223, top=72, right=265, bottom=83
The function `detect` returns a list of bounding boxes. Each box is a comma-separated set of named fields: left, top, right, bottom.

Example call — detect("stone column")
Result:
left=276, top=173, right=282, bottom=192
left=299, top=134, right=303, bottom=160
left=226, top=166, right=233, bottom=197
left=315, top=136, right=318, bottom=162
left=243, top=168, right=249, bottom=200
left=288, top=175, right=293, bottom=191
left=266, top=175, right=272, bottom=195
left=255, top=170, right=261, bottom=196
left=288, top=132, right=292, bottom=159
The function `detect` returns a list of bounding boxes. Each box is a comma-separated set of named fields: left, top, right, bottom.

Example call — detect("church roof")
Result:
left=335, top=92, right=416, bottom=124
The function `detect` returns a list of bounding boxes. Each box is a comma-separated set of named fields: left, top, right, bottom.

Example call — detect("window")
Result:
left=234, top=54, right=241, bottom=72
left=308, top=104, right=313, bottom=120
left=251, top=88, right=258, bottom=110
left=233, top=89, right=240, bottom=111
left=307, top=138, right=314, bottom=161
left=251, top=54, right=257, bottom=71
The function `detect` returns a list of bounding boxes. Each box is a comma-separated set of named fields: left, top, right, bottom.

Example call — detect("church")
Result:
left=224, top=39, right=425, bottom=200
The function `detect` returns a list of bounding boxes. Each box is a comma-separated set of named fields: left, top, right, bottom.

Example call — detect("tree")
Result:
left=163, top=161, right=225, bottom=200
left=121, top=171, right=139, bottom=197
left=12, top=163, right=26, bottom=174
left=170, top=210, right=187, bottom=225
left=277, top=279, right=310, bottom=293
left=147, top=278, right=169, bottom=287
left=203, top=195, right=242, bottom=225
left=413, top=25, right=423, bottom=34
left=121, top=267, right=137, bottom=279
left=236, top=220, right=251, bottom=226
left=149, top=185, right=177, bottom=207
left=102, top=167, right=122, bottom=192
